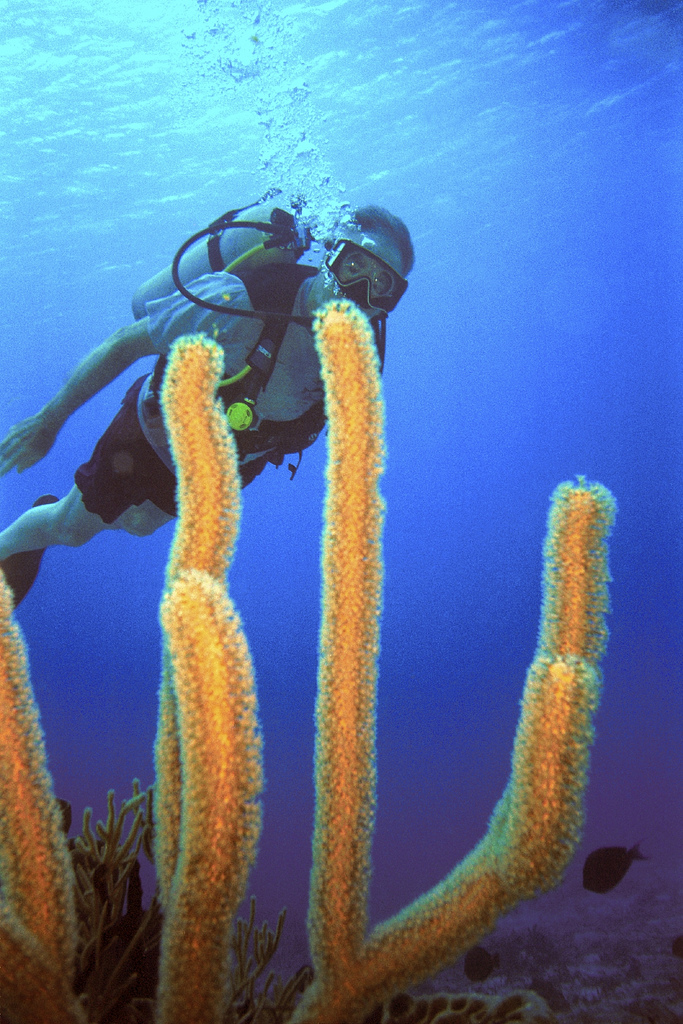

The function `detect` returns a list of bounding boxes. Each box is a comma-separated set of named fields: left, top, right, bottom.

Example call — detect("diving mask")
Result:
left=325, top=239, right=408, bottom=314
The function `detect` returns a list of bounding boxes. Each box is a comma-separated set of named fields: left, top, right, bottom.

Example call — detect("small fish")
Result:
left=582, top=843, right=647, bottom=893
left=463, top=945, right=499, bottom=982
left=672, top=935, right=683, bottom=959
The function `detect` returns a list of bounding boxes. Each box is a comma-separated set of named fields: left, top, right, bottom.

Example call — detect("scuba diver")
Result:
left=0, top=191, right=414, bottom=606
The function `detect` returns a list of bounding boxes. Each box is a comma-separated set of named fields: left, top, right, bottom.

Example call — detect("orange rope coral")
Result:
left=306, top=301, right=385, bottom=990
left=0, top=309, right=616, bottom=1023
left=153, top=333, right=241, bottom=910
left=0, top=570, right=84, bottom=1023
left=162, top=334, right=240, bottom=586
left=155, top=334, right=263, bottom=1024
left=291, top=301, right=616, bottom=1024
left=538, top=479, right=614, bottom=666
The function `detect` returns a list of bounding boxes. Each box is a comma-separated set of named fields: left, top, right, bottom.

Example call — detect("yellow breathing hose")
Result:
left=216, top=245, right=265, bottom=389
left=214, top=239, right=304, bottom=422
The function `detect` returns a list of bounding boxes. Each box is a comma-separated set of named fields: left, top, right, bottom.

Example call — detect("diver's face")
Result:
left=333, top=245, right=398, bottom=303
left=323, top=233, right=408, bottom=314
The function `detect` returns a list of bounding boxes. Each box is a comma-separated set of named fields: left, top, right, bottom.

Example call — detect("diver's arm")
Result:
left=0, top=319, right=156, bottom=476
left=43, top=318, right=155, bottom=426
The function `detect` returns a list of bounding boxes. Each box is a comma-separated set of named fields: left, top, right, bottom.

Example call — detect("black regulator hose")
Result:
left=170, top=203, right=314, bottom=326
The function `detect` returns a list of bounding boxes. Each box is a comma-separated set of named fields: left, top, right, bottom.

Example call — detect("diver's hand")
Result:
left=0, top=411, right=60, bottom=476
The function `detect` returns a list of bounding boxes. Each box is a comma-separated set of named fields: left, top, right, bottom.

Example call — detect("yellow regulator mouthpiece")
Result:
left=226, top=401, right=254, bottom=431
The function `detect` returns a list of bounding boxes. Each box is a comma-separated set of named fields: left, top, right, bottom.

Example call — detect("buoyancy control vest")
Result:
left=216, top=261, right=326, bottom=476
left=136, top=192, right=387, bottom=480
left=144, top=260, right=325, bottom=480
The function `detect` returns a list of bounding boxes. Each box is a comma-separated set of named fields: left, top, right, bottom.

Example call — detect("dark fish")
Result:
left=463, top=945, right=499, bottom=982
left=672, top=935, right=683, bottom=959
left=582, top=843, right=647, bottom=893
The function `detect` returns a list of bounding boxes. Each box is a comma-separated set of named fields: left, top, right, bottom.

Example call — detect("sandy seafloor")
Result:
left=411, top=868, right=683, bottom=1022
left=270, top=867, right=683, bottom=1022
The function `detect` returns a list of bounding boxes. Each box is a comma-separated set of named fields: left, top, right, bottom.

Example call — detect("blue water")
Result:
left=1, top=0, right=682, bottom=990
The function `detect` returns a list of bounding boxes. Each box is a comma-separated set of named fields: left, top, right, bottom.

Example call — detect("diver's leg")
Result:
left=0, top=485, right=111, bottom=558
left=104, top=498, right=174, bottom=537
left=0, top=471, right=175, bottom=559
left=0, top=484, right=174, bottom=551
left=0, top=487, right=115, bottom=606
left=0, top=487, right=173, bottom=606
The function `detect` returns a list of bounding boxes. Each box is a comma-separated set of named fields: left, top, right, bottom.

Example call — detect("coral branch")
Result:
left=154, top=335, right=263, bottom=1024
left=291, top=302, right=616, bottom=1024
left=154, top=333, right=244, bottom=911
left=0, top=905, right=85, bottom=1024
left=306, top=301, right=385, bottom=993
left=161, top=334, right=241, bottom=586
left=538, top=479, right=615, bottom=665
left=0, top=569, right=84, bottom=1022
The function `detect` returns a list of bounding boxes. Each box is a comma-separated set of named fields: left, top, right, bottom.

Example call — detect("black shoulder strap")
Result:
left=232, top=262, right=318, bottom=316
left=207, top=233, right=224, bottom=272
left=220, top=263, right=319, bottom=398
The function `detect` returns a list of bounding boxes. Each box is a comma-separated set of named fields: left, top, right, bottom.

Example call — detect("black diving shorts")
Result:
left=74, top=376, right=178, bottom=524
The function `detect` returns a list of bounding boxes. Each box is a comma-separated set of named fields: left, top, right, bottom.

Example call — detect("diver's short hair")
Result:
left=351, top=205, right=415, bottom=276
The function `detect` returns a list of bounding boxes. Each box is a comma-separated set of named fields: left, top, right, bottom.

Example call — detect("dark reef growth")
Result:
left=65, top=783, right=161, bottom=1021
left=58, top=782, right=312, bottom=1024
